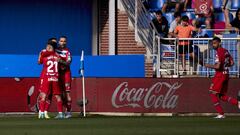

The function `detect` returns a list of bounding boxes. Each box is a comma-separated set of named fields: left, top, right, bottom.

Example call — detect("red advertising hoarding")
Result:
left=0, top=78, right=239, bottom=113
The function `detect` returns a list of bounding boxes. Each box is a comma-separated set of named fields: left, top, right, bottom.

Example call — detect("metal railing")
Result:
left=120, top=0, right=158, bottom=55
left=155, top=37, right=240, bottom=78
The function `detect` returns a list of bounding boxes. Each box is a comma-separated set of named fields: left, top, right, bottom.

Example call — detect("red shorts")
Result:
left=209, top=73, right=229, bottom=95
left=59, top=70, right=72, bottom=92
left=40, top=77, right=61, bottom=95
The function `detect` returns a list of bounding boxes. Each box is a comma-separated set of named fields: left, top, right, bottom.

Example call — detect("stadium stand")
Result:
left=118, top=0, right=240, bottom=77
left=164, top=12, right=175, bottom=26
left=148, top=0, right=165, bottom=12
left=213, top=0, right=222, bottom=10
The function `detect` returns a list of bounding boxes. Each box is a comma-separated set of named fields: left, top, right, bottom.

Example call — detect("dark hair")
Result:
left=60, top=35, right=67, bottom=39
left=195, top=20, right=202, bottom=28
left=174, top=12, right=181, bottom=18
left=212, top=37, right=221, bottom=43
left=47, top=41, right=57, bottom=49
left=181, top=15, right=189, bottom=22
left=155, top=10, right=162, bottom=15
left=48, top=37, right=57, bottom=42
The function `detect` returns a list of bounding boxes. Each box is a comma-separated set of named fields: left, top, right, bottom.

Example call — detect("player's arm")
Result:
left=38, top=50, right=46, bottom=64
left=38, top=51, right=42, bottom=64
left=61, top=51, right=72, bottom=66
left=66, top=51, right=72, bottom=64
left=229, top=55, right=234, bottom=67
left=204, top=62, right=221, bottom=70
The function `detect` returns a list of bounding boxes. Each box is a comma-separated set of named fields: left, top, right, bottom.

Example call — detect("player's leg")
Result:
left=64, top=71, right=72, bottom=118
left=209, top=92, right=225, bottom=118
left=44, top=91, right=52, bottom=119
left=54, top=94, right=64, bottom=119
left=65, top=90, right=72, bottom=118
left=38, top=92, right=47, bottom=119
left=209, top=77, right=225, bottom=118
left=238, top=91, right=240, bottom=109
left=38, top=79, right=49, bottom=119
left=52, top=81, right=64, bottom=119
left=219, top=80, right=238, bottom=106
left=220, top=94, right=238, bottom=105
left=44, top=92, right=53, bottom=119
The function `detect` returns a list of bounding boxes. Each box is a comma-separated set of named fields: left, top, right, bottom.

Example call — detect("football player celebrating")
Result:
left=38, top=41, right=64, bottom=119
left=56, top=36, right=72, bottom=118
left=38, top=38, right=57, bottom=118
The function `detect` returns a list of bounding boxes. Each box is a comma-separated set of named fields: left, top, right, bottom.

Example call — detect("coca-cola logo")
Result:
left=112, top=82, right=182, bottom=109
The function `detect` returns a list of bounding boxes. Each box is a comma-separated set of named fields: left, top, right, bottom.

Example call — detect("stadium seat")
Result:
left=213, top=21, right=225, bottom=33
left=201, top=29, right=214, bottom=37
left=214, top=12, right=233, bottom=22
left=231, top=0, right=240, bottom=10
left=148, top=0, right=166, bottom=12
left=164, top=12, right=174, bottom=26
left=213, top=0, right=222, bottom=9
left=181, top=12, right=195, bottom=23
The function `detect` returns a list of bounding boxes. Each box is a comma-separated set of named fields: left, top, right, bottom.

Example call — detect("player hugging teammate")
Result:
left=38, top=36, right=72, bottom=119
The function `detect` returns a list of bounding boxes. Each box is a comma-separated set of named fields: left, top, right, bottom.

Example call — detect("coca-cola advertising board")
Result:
left=0, top=78, right=239, bottom=113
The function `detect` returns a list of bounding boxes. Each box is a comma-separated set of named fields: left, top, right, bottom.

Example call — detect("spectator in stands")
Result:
left=152, top=10, right=169, bottom=38
left=222, top=0, right=232, bottom=27
left=192, top=0, right=214, bottom=29
left=174, top=16, right=199, bottom=74
left=168, top=12, right=181, bottom=38
left=162, top=0, right=189, bottom=13
left=226, top=8, right=240, bottom=32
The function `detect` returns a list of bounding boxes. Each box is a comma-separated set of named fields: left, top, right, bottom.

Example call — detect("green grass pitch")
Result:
left=0, top=115, right=240, bottom=135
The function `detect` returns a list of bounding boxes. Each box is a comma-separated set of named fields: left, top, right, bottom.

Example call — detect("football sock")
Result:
left=44, top=98, right=51, bottom=111
left=210, top=94, right=224, bottom=115
left=66, top=100, right=72, bottom=112
left=57, top=100, right=63, bottom=113
left=39, top=100, right=46, bottom=112
left=220, top=95, right=238, bottom=105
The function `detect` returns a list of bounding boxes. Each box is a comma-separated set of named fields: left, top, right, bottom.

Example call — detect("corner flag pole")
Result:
left=80, top=50, right=86, bottom=117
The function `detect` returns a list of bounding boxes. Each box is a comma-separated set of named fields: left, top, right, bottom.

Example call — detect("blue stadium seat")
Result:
left=214, top=12, right=225, bottom=22
left=181, top=12, right=196, bottom=21
left=231, top=0, right=240, bottom=10
left=148, top=0, right=166, bottom=12
left=164, top=12, right=174, bottom=25
left=201, top=29, right=214, bottom=37
left=214, top=12, right=233, bottom=22
left=213, top=0, right=222, bottom=9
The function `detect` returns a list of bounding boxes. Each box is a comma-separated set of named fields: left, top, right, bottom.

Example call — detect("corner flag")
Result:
left=80, top=50, right=84, bottom=77
left=80, top=50, right=86, bottom=117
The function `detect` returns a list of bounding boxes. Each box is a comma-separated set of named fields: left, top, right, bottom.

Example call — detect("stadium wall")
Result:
left=1, top=78, right=239, bottom=114
left=0, top=0, right=92, bottom=55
